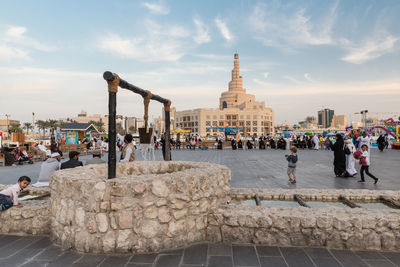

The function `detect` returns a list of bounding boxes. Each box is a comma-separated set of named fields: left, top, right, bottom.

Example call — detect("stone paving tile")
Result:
left=364, top=259, right=397, bottom=267
left=154, top=254, right=182, bottom=267
left=33, top=245, right=64, bottom=261
left=163, top=248, right=184, bottom=255
left=20, top=260, right=50, bottom=267
left=311, top=257, right=342, bottom=267
left=381, top=252, right=400, bottom=265
left=303, top=247, right=333, bottom=259
left=0, top=235, right=41, bottom=258
left=330, top=249, right=368, bottom=267
left=130, top=253, right=157, bottom=263
left=25, top=236, right=53, bottom=249
left=256, top=245, right=281, bottom=257
left=99, top=255, right=131, bottom=266
left=126, top=264, right=152, bottom=267
left=208, top=255, right=233, bottom=267
left=355, top=250, right=386, bottom=260
left=0, top=235, right=21, bottom=249
left=71, top=254, right=106, bottom=267
left=2, top=247, right=44, bottom=265
left=46, top=251, right=83, bottom=267
left=259, top=256, right=288, bottom=267
left=232, top=245, right=259, bottom=266
left=279, top=247, right=314, bottom=267
left=182, top=243, right=208, bottom=265
left=208, top=243, right=232, bottom=256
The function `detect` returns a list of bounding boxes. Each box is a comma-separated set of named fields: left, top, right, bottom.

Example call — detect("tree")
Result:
left=96, top=120, right=105, bottom=132
left=47, top=119, right=58, bottom=135
left=23, top=122, right=33, bottom=134
left=128, top=126, right=136, bottom=134
left=9, top=123, right=22, bottom=133
left=116, top=124, right=125, bottom=135
left=36, top=120, right=46, bottom=137
left=88, top=120, right=105, bottom=133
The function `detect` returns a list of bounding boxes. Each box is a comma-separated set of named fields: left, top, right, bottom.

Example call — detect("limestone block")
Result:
left=158, top=207, right=171, bottom=223
left=144, top=206, right=158, bottom=219
left=317, top=216, right=333, bottom=230
left=103, top=231, right=116, bottom=252
left=172, top=209, right=187, bottom=220
left=96, top=213, right=108, bottom=233
left=142, top=220, right=161, bottom=238
left=151, top=179, right=170, bottom=197
left=117, top=230, right=132, bottom=251
left=168, top=220, right=186, bottom=237
left=381, top=232, right=396, bottom=250
left=365, top=231, right=381, bottom=250
left=118, top=211, right=133, bottom=229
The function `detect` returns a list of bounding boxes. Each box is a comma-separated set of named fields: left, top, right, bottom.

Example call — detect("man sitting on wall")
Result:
left=33, top=152, right=61, bottom=187
left=38, top=142, right=51, bottom=157
left=120, top=134, right=136, bottom=162
left=61, top=151, right=83, bottom=169
left=31, top=143, right=47, bottom=161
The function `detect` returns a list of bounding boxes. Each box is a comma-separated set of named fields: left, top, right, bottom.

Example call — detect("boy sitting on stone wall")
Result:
left=0, top=176, right=31, bottom=211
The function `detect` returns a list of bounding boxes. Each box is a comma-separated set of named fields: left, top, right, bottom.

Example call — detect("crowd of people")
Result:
left=330, top=132, right=378, bottom=184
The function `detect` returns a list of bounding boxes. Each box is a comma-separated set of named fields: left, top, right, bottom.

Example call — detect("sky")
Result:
left=1, top=0, right=400, bottom=125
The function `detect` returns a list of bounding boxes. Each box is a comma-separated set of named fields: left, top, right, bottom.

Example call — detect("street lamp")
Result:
left=361, top=110, right=368, bottom=131
left=5, top=114, right=10, bottom=140
left=32, top=112, right=35, bottom=139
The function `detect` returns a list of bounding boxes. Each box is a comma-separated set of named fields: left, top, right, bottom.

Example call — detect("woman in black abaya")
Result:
left=330, top=134, right=346, bottom=177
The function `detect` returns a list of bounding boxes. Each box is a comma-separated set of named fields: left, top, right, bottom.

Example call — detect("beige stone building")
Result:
left=172, top=53, right=274, bottom=137
left=331, top=115, right=347, bottom=129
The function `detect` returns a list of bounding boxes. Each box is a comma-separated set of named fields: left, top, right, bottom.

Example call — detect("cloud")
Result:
left=263, top=72, right=269, bottom=78
left=0, top=45, right=30, bottom=60
left=248, top=1, right=338, bottom=48
left=215, top=18, right=234, bottom=41
left=6, top=26, right=26, bottom=38
left=304, top=73, right=313, bottom=82
left=341, top=34, right=399, bottom=64
left=0, top=25, right=57, bottom=61
left=193, top=18, right=210, bottom=44
left=98, top=20, right=190, bottom=62
left=141, top=1, right=170, bottom=15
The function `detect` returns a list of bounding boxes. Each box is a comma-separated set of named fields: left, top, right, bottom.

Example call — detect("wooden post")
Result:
left=105, top=73, right=120, bottom=179
left=164, top=101, right=171, bottom=161
left=108, top=92, right=117, bottom=179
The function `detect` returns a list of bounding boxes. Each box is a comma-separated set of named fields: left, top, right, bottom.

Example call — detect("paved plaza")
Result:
left=1, top=235, right=400, bottom=267
left=0, top=148, right=399, bottom=190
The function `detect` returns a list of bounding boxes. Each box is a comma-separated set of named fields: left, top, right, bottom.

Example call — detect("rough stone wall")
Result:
left=0, top=200, right=50, bottom=235
left=0, top=185, right=51, bottom=235
left=208, top=188, right=400, bottom=251
left=50, top=161, right=231, bottom=253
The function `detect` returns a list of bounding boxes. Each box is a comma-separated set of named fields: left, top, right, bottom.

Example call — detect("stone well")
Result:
left=50, top=161, right=231, bottom=253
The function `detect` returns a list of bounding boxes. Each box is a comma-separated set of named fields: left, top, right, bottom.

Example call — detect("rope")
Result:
left=107, top=73, right=120, bottom=93
left=164, top=100, right=171, bottom=112
left=143, top=90, right=152, bottom=132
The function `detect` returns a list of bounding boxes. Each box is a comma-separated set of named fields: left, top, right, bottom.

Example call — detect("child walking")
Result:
left=286, top=147, right=298, bottom=184
left=0, top=176, right=31, bottom=211
left=358, top=144, right=378, bottom=184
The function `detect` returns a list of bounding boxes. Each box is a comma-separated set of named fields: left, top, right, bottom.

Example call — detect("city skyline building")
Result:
left=318, top=109, right=335, bottom=128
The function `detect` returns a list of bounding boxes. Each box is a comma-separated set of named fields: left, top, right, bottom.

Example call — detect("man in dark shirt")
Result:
left=61, top=151, right=83, bottom=169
